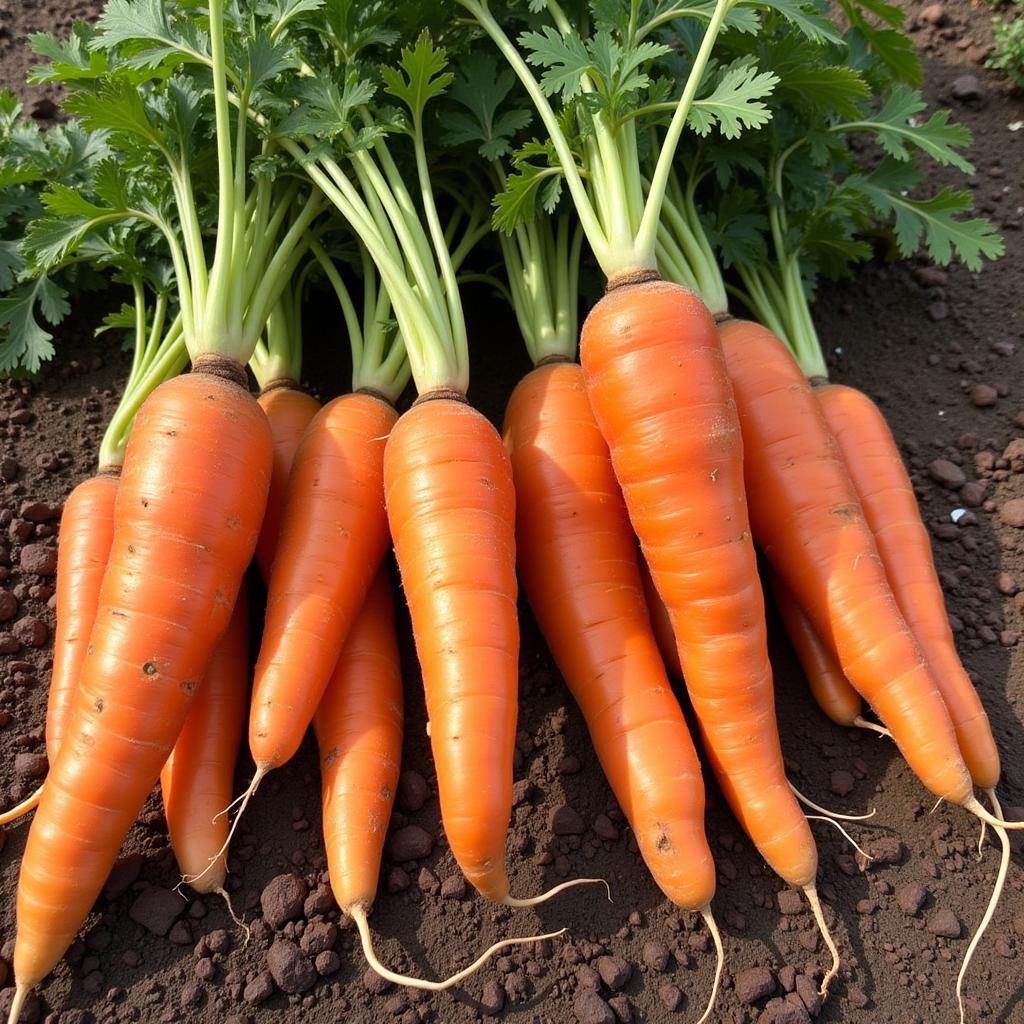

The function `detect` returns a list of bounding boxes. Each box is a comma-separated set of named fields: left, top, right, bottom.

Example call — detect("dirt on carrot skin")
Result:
left=0, top=0, right=1022, bottom=1021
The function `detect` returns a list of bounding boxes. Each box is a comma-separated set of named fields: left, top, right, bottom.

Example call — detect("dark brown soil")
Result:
left=0, top=1, right=1022, bottom=1023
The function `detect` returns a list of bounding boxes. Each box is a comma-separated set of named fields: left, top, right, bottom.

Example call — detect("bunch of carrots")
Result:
left=0, top=1, right=1019, bottom=1022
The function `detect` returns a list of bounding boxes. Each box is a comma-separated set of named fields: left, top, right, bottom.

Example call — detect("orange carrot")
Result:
left=384, top=397, right=519, bottom=902
left=582, top=284, right=819, bottom=876
left=254, top=383, right=321, bottom=580
left=161, top=585, right=249, bottom=894
left=315, top=569, right=402, bottom=918
left=10, top=363, right=271, bottom=1000
left=816, top=383, right=1000, bottom=789
left=249, top=391, right=397, bottom=774
left=718, top=319, right=981, bottom=805
left=505, top=360, right=723, bottom=1017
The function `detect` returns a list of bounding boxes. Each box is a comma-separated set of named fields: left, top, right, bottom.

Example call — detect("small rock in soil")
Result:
left=759, top=1000, right=811, bottom=1024
left=927, top=909, right=961, bottom=938
left=919, top=2, right=947, bottom=24
left=1000, top=499, right=1024, bottom=528
left=574, top=990, right=615, bottom=1024
left=12, top=617, right=47, bottom=647
left=593, top=813, right=619, bottom=840
left=777, top=889, right=804, bottom=915
left=260, top=874, right=308, bottom=929
left=960, top=481, right=986, bottom=506
left=207, top=929, right=232, bottom=955
left=971, top=384, right=999, bottom=407
left=363, top=967, right=391, bottom=994
left=512, top=778, right=534, bottom=805
left=300, top=921, right=338, bottom=956
left=608, top=994, right=632, bottom=1023
left=928, top=459, right=966, bottom=488
left=830, top=770, right=854, bottom=797
left=19, top=502, right=60, bottom=523
left=866, top=836, right=903, bottom=864
left=103, top=853, right=144, bottom=900
left=387, top=824, right=434, bottom=861
left=658, top=981, right=684, bottom=1012
left=794, top=975, right=821, bottom=1016
left=18, top=544, right=57, bottom=576
left=168, top=919, right=192, bottom=946
left=642, top=941, right=671, bottom=972
left=848, top=986, right=871, bottom=1009
left=735, top=967, right=775, bottom=1004
left=267, top=940, right=317, bottom=994
left=896, top=882, right=928, bottom=915
left=595, top=956, right=631, bottom=991
left=0, top=590, right=17, bottom=622
left=14, top=752, right=46, bottom=779
left=481, top=979, right=505, bottom=1016
left=397, top=770, right=429, bottom=812
left=951, top=74, right=985, bottom=102
left=315, top=950, right=341, bottom=976
left=1000, top=572, right=1022, bottom=595
left=440, top=874, right=466, bottom=899
left=927, top=301, right=948, bottom=322
left=129, top=887, right=184, bottom=936
left=549, top=804, right=585, bottom=835
left=242, top=972, right=275, bottom=1004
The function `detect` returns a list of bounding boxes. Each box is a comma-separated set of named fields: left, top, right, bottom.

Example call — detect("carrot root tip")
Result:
left=6, top=985, right=27, bottom=1024
left=349, top=905, right=566, bottom=991
left=804, top=886, right=840, bottom=999
left=216, top=886, right=251, bottom=944
left=0, top=784, right=43, bottom=828
left=183, top=767, right=267, bottom=890
left=501, top=877, right=610, bottom=909
left=958, top=790, right=1011, bottom=1024
left=790, top=782, right=877, bottom=822
left=693, top=907, right=724, bottom=1024
left=852, top=716, right=892, bottom=740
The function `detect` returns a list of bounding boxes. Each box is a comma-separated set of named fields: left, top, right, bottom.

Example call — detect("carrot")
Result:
left=581, top=283, right=820, bottom=891
left=244, top=241, right=408, bottom=790
left=315, top=570, right=403, bottom=921
left=638, top=555, right=682, bottom=679
left=816, top=383, right=1001, bottom=789
left=505, top=358, right=723, bottom=1020
left=9, top=362, right=271, bottom=1007
left=254, top=383, right=321, bottom=580
left=248, top=390, right=397, bottom=776
left=0, top=474, right=120, bottom=830
left=250, top=278, right=322, bottom=581
left=718, top=320, right=987, bottom=806
left=384, top=396, right=520, bottom=900
left=161, top=585, right=249, bottom=895
left=46, top=472, right=120, bottom=759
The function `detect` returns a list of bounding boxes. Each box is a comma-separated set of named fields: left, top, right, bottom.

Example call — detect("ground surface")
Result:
left=0, top=1, right=1022, bottom=1023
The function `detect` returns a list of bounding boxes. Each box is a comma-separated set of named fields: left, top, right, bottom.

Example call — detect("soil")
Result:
left=0, top=1, right=1022, bottom=1023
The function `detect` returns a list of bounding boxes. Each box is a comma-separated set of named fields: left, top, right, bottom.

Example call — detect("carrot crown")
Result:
left=97, top=276, right=187, bottom=469
left=459, top=0, right=779, bottom=286
left=266, top=22, right=486, bottom=396
left=24, top=0, right=326, bottom=367
left=441, top=56, right=582, bottom=365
